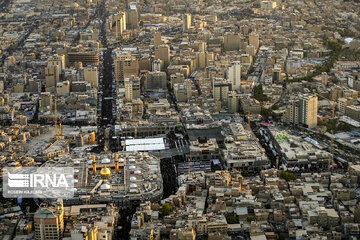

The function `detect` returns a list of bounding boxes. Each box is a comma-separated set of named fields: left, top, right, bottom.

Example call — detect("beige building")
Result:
left=246, top=45, right=256, bottom=56
left=174, top=79, right=192, bottom=102
left=124, top=76, right=140, bottom=101
left=155, top=44, right=170, bottom=69
left=170, top=73, right=185, bottom=87
left=240, top=96, right=261, bottom=114
left=183, top=13, right=191, bottom=31
left=213, top=78, right=230, bottom=103
left=114, top=12, right=126, bottom=39
left=338, top=98, right=347, bottom=114
left=167, top=65, right=190, bottom=78
left=299, top=95, right=318, bottom=128
left=45, top=65, right=60, bottom=92
left=49, top=54, right=66, bottom=72
left=114, top=55, right=139, bottom=83
left=227, top=91, right=239, bottom=113
left=34, top=201, right=64, bottom=240
left=126, top=8, right=138, bottom=29
left=249, top=33, right=260, bottom=50
left=223, top=33, right=241, bottom=51
left=283, top=95, right=318, bottom=128
left=56, top=81, right=70, bottom=96
left=260, top=0, right=277, bottom=10
left=84, top=66, right=98, bottom=88
left=40, top=92, right=53, bottom=110
left=154, top=32, right=162, bottom=48
left=283, top=100, right=300, bottom=125
left=188, top=137, right=220, bottom=161
left=345, top=105, right=360, bottom=121
left=145, top=71, right=167, bottom=91
left=227, top=62, right=241, bottom=92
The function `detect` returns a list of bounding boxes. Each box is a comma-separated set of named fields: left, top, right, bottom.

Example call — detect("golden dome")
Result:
left=100, top=167, right=111, bottom=179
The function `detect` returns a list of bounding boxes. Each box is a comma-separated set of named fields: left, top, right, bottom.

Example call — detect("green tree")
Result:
left=226, top=215, right=239, bottom=224
left=254, top=84, right=270, bottom=102
left=246, top=216, right=255, bottom=222
left=261, top=108, right=274, bottom=120
left=275, top=230, right=285, bottom=240
left=161, top=203, right=173, bottom=216
left=280, top=170, right=296, bottom=182
left=271, top=104, right=279, bottom=110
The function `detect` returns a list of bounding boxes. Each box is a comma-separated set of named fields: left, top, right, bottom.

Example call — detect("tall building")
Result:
left=114, top=12, right=126, bottom=39
left=249, top=33, right=260, bottom=50
left=246, top=44, right=256, bottom=56
left=174, top=79, right=192, bottom=102
left=145, top=71, right=167, bottom=91
left=67, top=51, right=99, bottom=66
left=213, top=78, right=230, bottom=103
left=152, top=59, right=162, bottom=72
left=183, top=14, right=191, bottom=31
left=227, top=62, right=241, bottom=92
left=170, top=73, right=185, bottom=87
left=321, top=72, right=328, bottom=85
left=338, top=98, right=347, bottom=114
left=34, top=201, right=64, bottom=240
left=84, top=66, right=98, bottom=88
left=223, top=33, right=241, bottom=51
left=228, top=91, right=239, bottom=113
left=45, top=65, right=60, bottom=92
left=154, top=44, right=170, bottom=69
left=40, top=92, right=53, bottom=109
left=299, top=95, right=318, bottom=128
left=48, top=54, right=65, bottom=72
left=114, top=54, right=139, bottom=84
left=124, top=76, right=140, bottom=101
left=195, top=52, right=206, bottom=69
left=284, top=95, right=318, bottom=128
left=124, top=78, right=133, bottom=101
left=126, top=8, right=138, bottom=29
left=284, top=100, right=300, bottom=125
left=272, top=67, right=281, bottom=82
left=154, top=32, right=162, bottom=48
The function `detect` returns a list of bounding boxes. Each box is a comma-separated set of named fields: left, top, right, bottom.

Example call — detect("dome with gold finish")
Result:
left=100, top=167, right=111, bottom=179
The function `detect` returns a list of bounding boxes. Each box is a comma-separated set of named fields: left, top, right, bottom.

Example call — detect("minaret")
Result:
left=92, top=155, right=97, bottom=175
left=115, top=153, right=119, bottom=173
left=59, top=123, right=63, bottom=136
left=90, top=132, right=96, bottom=144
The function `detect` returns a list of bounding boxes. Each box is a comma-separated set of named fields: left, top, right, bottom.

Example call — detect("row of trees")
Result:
left=288, top=40, right=343, bottom=83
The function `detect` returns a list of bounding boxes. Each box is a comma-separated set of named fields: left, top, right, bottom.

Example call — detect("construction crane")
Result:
left=54, top=98, right=57, bottom=133
left=54, top=99, right=63, bottom=138
left=316, top=93, right=336, bottom=169
left=239, top=112, right=259, bottom=132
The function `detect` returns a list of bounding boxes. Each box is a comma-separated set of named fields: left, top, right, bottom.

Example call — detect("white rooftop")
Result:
left=125, top=138, right=165, bottom=151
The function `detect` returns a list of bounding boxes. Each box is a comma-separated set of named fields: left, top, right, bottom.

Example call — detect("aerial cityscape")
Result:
left=0, top=0, right=360, bottom=239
